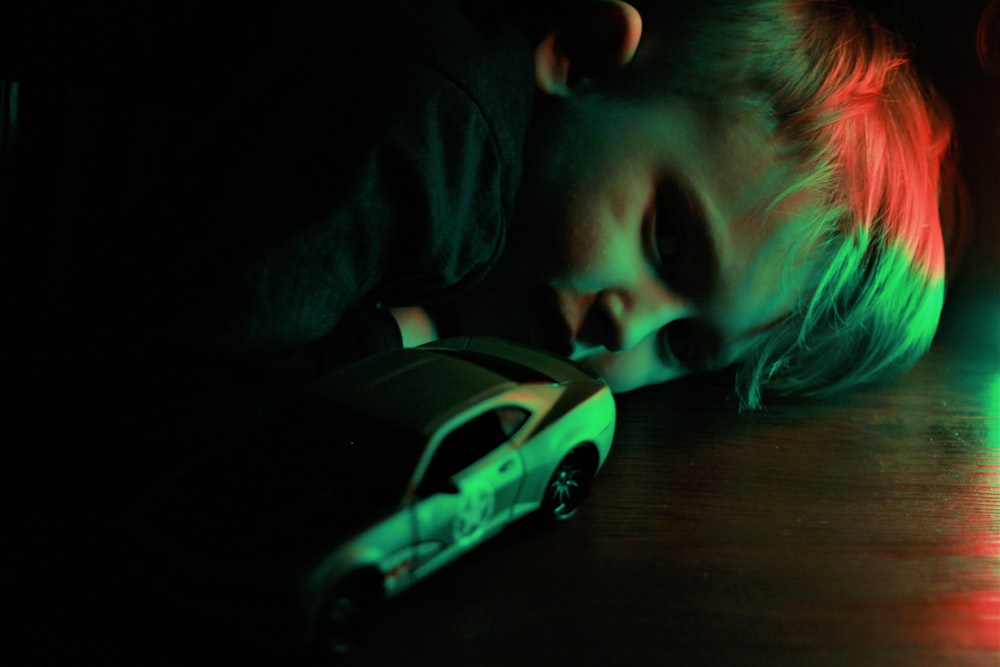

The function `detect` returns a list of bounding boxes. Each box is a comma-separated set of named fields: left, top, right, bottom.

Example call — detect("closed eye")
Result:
left=651, top=179, right=716, bottom=301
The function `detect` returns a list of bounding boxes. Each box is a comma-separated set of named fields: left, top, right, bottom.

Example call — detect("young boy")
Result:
left=3, top=0, right=959, bottom=415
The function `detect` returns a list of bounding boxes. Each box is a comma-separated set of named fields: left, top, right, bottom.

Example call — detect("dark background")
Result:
left=896, top=0, right=999, bottom=342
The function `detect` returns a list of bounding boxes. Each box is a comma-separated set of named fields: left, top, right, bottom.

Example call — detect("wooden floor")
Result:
left=345, top=293, right=999, bottom=666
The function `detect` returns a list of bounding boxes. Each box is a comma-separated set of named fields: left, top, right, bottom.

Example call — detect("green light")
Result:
left=985, top=372, right=1000, bottom=452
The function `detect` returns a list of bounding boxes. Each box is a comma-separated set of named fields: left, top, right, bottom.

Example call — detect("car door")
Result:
left=410, top=405, right=529, bottom=577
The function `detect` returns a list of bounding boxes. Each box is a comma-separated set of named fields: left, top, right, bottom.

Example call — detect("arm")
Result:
left=389, top=307, right=440, bottom=348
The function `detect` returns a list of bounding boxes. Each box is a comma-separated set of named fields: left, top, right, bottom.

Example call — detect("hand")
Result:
left=388, top=306, right=439, bottom=348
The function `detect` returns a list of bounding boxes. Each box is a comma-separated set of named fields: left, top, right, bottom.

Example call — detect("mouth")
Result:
left=532, top=287, right=574, bottom=357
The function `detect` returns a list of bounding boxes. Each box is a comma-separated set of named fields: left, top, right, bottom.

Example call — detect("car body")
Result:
left=140, top=336, right=615, bottom=658
left=297, top=337, right=616, bottom=651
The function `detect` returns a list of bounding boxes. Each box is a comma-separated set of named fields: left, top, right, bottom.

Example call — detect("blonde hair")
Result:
left=624, top=0, right=965, bottom=408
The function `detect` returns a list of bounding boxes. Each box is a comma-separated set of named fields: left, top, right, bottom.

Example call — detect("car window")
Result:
left=418, top=407, right=527, bottom=494
left=496, top=406, right=530, bottom=438
left=431, top=350, right=556, bottom=384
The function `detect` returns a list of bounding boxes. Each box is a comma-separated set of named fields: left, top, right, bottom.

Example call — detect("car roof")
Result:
left=310, top=344, right=522, bottom=437
left=423, top=336, right=601, bottom=384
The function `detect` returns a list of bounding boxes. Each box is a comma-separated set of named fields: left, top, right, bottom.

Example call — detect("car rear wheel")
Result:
left=311, top=569, right=384, bottom=659
left=541, top=445, right=597, bottom=521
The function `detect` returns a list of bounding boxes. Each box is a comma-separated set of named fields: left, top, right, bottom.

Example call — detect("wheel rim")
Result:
left=327, top=593, right=361, bottom=629
left=317, top=574, right=381, bottom=657
left=322, top=592, right=363, bottom=656
left=546, top=449, right=593, bottom=519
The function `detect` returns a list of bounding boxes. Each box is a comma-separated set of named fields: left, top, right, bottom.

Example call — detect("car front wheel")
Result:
left=541, top=445, right=597, bottom=521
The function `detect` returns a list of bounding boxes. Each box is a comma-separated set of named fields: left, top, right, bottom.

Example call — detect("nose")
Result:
left=579, top=284, right=691, bottom=353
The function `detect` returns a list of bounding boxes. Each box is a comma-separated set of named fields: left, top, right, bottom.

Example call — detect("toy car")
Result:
left=140, top=336, right=616, bottom=660
left=301, top=337, right=615, bottom=650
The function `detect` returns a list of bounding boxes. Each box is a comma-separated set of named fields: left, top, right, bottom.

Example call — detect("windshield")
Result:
left=432, top=349, right=556, bottom=384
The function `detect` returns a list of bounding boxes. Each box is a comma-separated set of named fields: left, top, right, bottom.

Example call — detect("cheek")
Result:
left=519, top=190, right=616, bottom=287
left=556, top=208, right=615, bottom=278
left=514, top=154, right=655, bottom=292
left=547, top=178, right=651, bottom=288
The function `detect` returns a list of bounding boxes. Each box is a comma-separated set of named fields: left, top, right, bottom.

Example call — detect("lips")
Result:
left=532, top=287, right=574, bottom=357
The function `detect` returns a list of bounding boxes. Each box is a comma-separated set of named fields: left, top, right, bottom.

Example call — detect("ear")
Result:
left=535, top=1, right=643, bottom=96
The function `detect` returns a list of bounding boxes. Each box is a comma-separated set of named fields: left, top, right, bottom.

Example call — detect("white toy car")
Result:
left=301, top=337, right=615, bottom=651
left=141, top=337, right=616, bottom=660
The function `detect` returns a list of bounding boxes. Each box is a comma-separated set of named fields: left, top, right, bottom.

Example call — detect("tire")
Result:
left=311, top=569, right=383, bottom=659
left=541, top=445, right=597, bottom=521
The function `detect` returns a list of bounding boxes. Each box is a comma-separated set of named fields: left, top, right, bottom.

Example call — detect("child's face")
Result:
left=452, top=93, right=821, bottom=393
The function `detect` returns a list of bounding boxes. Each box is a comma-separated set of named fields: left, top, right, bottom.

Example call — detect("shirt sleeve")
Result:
left=142, top=4, right=534, bottom=376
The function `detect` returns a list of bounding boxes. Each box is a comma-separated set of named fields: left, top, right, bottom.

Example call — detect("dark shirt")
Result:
left=4, top=1, right=535, bottom=408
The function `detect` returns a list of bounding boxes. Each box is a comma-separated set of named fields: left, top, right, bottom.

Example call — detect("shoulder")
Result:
left=254, top=1, right=538, bottom=303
